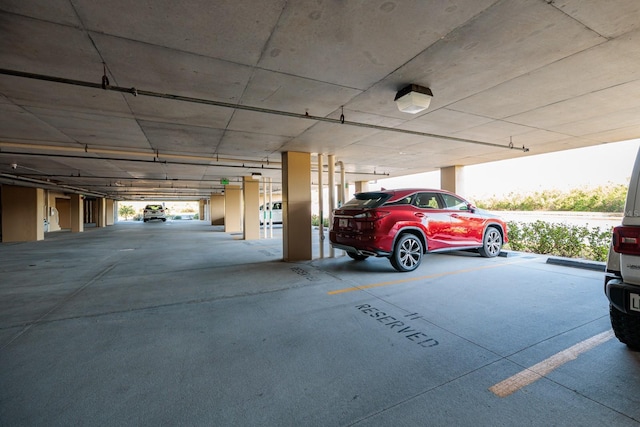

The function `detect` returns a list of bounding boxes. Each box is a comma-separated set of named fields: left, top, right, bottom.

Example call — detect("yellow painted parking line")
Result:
left=327, top=259, right=532, bottom=295
left=489, top=330, right=615, bottom=398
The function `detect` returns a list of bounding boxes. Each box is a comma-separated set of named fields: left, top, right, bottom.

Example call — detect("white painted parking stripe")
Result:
left=489, top=330, right=614, bottom=397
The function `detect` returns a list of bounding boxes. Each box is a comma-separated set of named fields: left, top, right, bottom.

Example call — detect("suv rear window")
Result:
left=145, top=205, right=163, bottom=210
left=342, top=192, right=392, bottom=209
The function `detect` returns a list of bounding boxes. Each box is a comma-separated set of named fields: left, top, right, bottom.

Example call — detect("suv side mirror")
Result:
left=467, top=203, right=476, bottom=213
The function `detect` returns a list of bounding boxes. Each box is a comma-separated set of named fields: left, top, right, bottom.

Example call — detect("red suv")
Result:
left=330, top=188, right=508, bottom=272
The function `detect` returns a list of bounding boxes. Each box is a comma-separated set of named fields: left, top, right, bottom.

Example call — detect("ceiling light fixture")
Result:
left=394, top=84, right=433, bottom=114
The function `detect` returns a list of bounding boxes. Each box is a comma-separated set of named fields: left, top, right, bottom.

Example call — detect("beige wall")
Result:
left=1, top=185, right=45, bottom=242
left=282, top=152, right=312, bottom=261
left=57, top=198, right=71, bottom=229
left=45, top=191, right=69, bottom=232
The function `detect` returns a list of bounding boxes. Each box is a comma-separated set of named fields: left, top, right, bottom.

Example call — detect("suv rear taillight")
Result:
left=353, top=211, right=390, bottom=221
left=613, top=226, right=640, bottom=255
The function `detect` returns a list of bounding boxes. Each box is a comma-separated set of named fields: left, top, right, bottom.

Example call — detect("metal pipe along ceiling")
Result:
left=0, top=68, right=530, bottom=152
left=0, top=141, right=278, bottom=168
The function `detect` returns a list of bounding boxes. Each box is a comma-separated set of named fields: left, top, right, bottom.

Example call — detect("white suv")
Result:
left=259, top=201, right=282, bottom=224
left=605, top=148, right=640, bottom=349
left=143, top=204, right=167, bottom=222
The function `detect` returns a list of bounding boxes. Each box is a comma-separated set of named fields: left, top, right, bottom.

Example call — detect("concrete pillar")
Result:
left=355, top=181, right=369, bottom=193
left=336, top=161, right=346, bottom=207
left=224, top=185, right=243, bottom=233
left=105, top=199, right=115, bottom=226
left=243, top=176, right=260, bottom=240
left=328, top=155, right=336, bottom=258
left=95, top=198, right=106, bottom=228
left=199, top=199, right=205, bottom=221
left=441, top=165, right=465, bottom=195
left=1, top=185, right=45, bottom=242
left=201, top=199, right=209, bottom=222
left=317, top=154, right=325, bottom=259
left=267, top=177, right=274, bottom=239
left=210, top=193, right=225, bottom=225
left=282, top=152, right=312, bottom=261
left=70, top=194, right=84, bottom=233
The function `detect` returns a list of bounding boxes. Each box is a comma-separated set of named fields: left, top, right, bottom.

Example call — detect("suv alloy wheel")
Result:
left=478, top=227, right=503, bottom=258
left=390, top=234, right=423, bottom=272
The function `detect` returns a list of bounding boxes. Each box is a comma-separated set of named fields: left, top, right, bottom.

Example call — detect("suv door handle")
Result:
left=415, top=212, right=425, bottom=218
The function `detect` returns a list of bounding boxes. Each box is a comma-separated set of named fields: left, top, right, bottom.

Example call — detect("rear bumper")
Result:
left=605, top=273, right=640, bottom=315
left=329, top=242, right=391, bottom=258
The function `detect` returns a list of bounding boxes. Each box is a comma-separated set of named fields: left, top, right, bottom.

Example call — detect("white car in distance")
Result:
left=143, top=204, right=167, bottom=222
left=260, top=202, right=282, bottom=224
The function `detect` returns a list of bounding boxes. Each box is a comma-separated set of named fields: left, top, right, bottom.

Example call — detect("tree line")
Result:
left=474, top=184, right=627, bottom=212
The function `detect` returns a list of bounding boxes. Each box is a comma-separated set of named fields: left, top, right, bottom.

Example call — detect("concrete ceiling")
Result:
left=1, top=0, right=640, bottom=200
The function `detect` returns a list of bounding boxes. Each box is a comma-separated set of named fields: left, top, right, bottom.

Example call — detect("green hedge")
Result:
left=312, top=214, right=330, bottom=227
left=506, top=220, right=611, bottom=262
left=476, top=184, right=627, bottom=212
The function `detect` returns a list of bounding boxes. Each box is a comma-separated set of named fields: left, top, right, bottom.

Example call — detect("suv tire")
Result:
left=390, top=234, right=423, bottom=272
left=478, top=227, right=502, bottom=258
left=610, top=304, right=640, bottom=350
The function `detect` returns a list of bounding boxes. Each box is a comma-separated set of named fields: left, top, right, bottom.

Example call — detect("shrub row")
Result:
left=506, top=220, right=612, bottom=262
left=476, top=184, right=627, bottom=212
left=312, top=214, right=330, bottom=228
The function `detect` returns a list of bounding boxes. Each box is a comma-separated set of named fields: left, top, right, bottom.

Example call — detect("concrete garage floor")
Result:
left=1, top=221, right=639, bottom=426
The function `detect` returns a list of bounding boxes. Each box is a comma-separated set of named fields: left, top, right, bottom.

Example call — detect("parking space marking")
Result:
left=327, top=258, right=534, bottom=295
left=489, top=330, right=615, bottom=398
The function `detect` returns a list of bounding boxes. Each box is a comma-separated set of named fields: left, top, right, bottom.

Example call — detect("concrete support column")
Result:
left=336, top=161, right=346, bottom=208
left=261, top=177, right=267, bottom=239
left=243, top=176, right=260, bottom=240
left=441, top=165, right=465, bottom=195
left=355, top=181, right=369, bottom=193
left=70, top=194, right=84, bottom=233
left=210, top=194, right=225, bottom=225
left=282, top=151, right=312, bottom=261
left=328, top=155, right=336, bottom=257
left=199, top=199, right=205, bottom=221
left=1, top=185, right=45, bottom=242
left=106, top=199, right=115, bottom=226
left=96, top=198, right=106, bottom=228
left=317, top=153, right=325, bottom=259
left=268, top=177, right=274, bottom=239
left=224, top=185, right=243, bottom=233
left=203, top=199, right=210, bottom=222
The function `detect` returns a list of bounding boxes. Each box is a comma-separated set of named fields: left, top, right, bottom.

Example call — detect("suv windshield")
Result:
left=342, top=192, right=392, bottom=209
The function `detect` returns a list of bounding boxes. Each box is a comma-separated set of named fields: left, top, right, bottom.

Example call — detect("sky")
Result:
left=372, top=138, right=640, bottom=201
